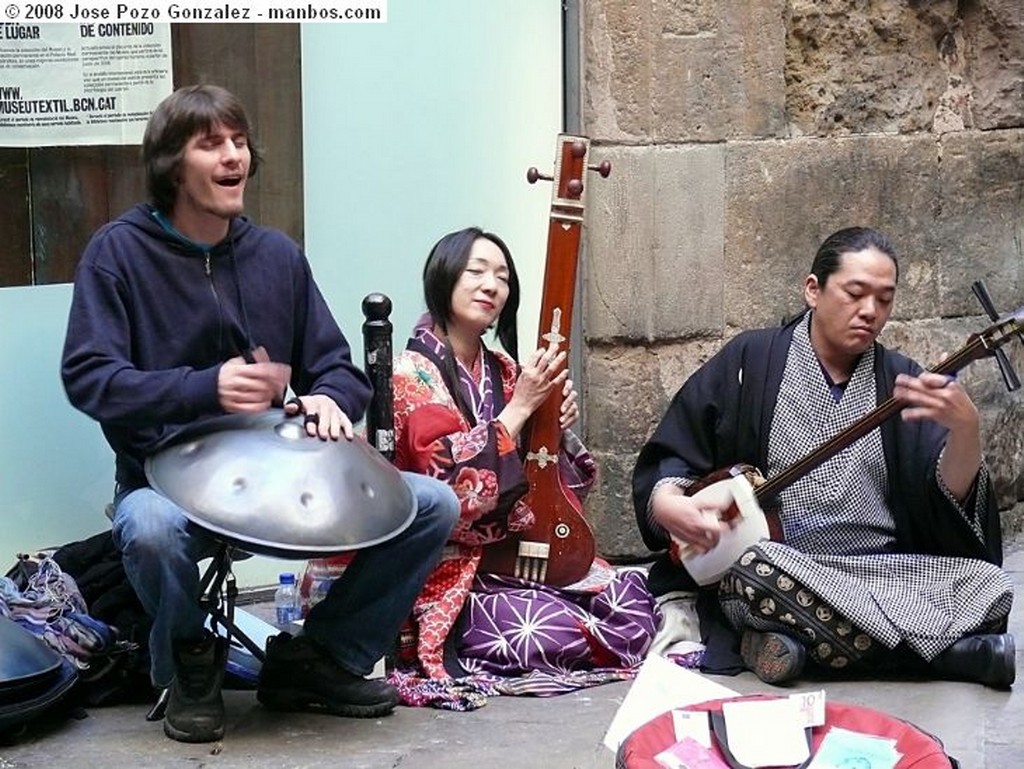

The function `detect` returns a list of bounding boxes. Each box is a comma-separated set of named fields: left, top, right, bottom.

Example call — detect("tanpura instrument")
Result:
left=675, top=291, right=1024, bottom=585
left=479, top=134, right=611, bottom=587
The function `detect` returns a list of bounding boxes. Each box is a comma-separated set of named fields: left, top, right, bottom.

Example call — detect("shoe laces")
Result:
left=175, top=642, right=219, bottom=699
left=176, top=660, right=218, bottom=699
left=277, top=636, right=358, bottom=681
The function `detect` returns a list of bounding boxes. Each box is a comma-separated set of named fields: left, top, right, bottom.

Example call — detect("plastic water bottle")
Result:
left=274, top=572, right=300, bottom=628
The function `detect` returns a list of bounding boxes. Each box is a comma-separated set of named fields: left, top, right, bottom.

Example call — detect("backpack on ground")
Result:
left=7, top=531, right=153, bottom=707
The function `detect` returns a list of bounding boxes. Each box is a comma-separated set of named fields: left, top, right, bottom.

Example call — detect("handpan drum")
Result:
left=145, top=410, right=415, bottom=558
left=0, top=616, right=63, bottom=686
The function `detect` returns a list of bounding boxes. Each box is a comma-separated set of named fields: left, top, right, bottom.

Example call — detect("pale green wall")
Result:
left=302, top=1, right=562, bottom=363
left=0, top=284, right=116, bottom=553
left=1, top=2, right=561, bottom=587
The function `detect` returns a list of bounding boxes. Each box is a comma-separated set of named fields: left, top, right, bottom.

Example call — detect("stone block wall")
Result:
left=579, top=0, right=1024, bottom=558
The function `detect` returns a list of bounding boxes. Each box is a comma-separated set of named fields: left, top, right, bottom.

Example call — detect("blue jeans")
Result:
left=112, top=472, right=458, bottom=687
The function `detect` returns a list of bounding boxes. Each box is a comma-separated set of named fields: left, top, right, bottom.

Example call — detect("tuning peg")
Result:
left=972, top=280, right=1021, bottom=392
left=526, top=158, right=610, bottom=187
left=992, top=344, right=1020, bottom=392
left=972, top=280, right=1000, bottom=321
left=526, top=167, right=552, bottom=184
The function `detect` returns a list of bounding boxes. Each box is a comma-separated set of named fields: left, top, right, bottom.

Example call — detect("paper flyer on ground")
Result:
left=603, top=654, right=739, bottom=752
left=0, top=21, right=172, bottom=146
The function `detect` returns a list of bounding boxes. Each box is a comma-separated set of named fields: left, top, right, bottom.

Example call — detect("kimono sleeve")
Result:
left=392, top=351, right=527, bottom=546
left=631, top=342, right=743, bottom=551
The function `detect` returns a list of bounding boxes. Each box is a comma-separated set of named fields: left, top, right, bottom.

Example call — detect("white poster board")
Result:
left=0, top=21, right=172, bottom=146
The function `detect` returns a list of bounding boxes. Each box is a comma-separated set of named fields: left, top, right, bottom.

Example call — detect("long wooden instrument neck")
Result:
left=523, top=138, right=589, bottom=466
left=755, top=331, right=996, bottom=503
left=525, top=226, right=583, bottom=457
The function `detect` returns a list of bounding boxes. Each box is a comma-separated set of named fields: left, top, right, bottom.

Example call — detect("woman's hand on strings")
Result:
left=559, top=378, right=580, bottom=430
left=498, top=341, right=567, bottom=438
left=516, top=342, right=568, bottom=409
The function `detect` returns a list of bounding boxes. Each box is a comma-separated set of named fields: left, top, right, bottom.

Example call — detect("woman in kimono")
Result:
left=632, top=226, right=1014, bottom=689
left=389, top=227, right=657, bottom=708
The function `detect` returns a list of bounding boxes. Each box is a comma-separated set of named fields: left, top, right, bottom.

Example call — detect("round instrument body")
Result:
left=145, top=410, right=415, bottom=558
left=682, top=474, right=769, bottom=586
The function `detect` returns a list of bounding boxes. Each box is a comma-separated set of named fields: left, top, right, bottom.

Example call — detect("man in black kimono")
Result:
left=632, top=227, right=1015, bottom=688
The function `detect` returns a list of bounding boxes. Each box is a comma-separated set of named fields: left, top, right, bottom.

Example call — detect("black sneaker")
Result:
left=163, top=633, right=226, bottom=743
left=740, top=630, right=806, bottom=685
left=257, top=633, right=399, bottom=717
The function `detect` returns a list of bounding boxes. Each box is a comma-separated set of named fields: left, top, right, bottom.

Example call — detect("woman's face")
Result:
left=447, top=237, right=510, bottom=337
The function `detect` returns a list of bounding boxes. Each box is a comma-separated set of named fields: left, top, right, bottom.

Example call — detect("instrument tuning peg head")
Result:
left=567, top=178, right=584, bottom=197
left=996, top=351, right=1021, bottom=392
left=571, top=140, right=587, bottom=158
left=970, top=279, right=1021, bottom=390
left=526, top=167, right=553, bottom=184
left=971, top=280, right=1000, bottom=321
left=589, top=160, right=612, bottom=178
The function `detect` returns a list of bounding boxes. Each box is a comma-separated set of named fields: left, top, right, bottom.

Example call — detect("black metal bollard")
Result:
left=361, top=292, right=395, bottom=460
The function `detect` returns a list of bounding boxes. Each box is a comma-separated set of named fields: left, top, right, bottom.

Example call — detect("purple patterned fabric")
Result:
left=458, top=569, right=658, bottom=678
left=388, top=567, right=659, bottom=709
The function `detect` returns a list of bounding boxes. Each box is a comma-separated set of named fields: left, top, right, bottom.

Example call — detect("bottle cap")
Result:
left=279, top=572, right=296, bottom=584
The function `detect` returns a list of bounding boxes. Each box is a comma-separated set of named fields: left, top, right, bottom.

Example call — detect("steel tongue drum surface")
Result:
left=145, top=410, right=415, bottom=558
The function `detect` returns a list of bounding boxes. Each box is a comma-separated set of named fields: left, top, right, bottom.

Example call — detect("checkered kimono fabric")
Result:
left=719, top=318, right=1013, bottom=663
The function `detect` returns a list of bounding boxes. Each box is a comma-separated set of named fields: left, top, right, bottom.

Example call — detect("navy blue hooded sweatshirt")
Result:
left=61, top=203, right=372, bottom=491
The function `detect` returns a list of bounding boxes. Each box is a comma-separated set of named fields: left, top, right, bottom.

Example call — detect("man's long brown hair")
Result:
left=142, top=84, right=263, bottom=214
